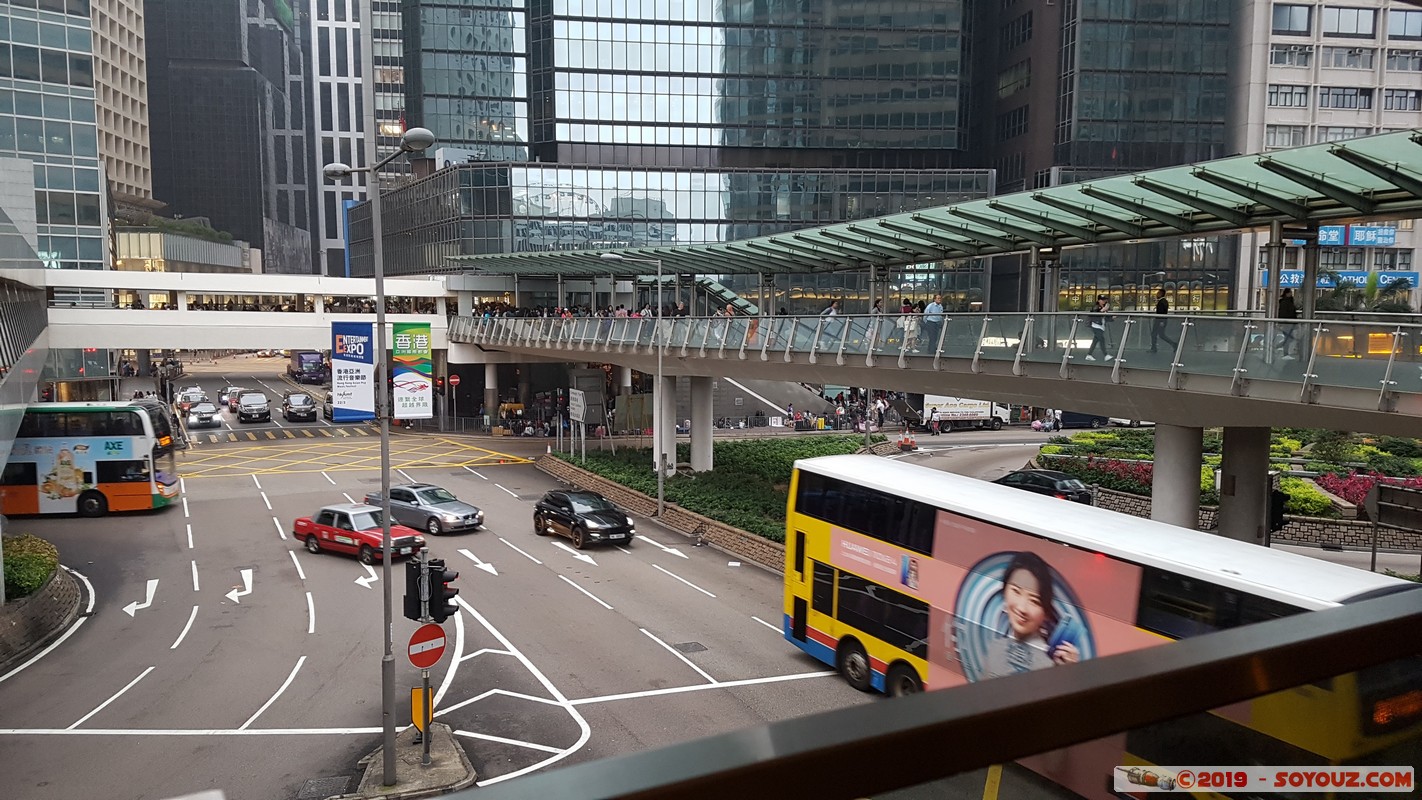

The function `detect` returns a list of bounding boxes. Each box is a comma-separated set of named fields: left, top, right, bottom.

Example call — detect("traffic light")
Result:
left=1268, top=488, right=1288, bottom=533
left=428, top=558, right=460, bottom=623
left=403, top=559, right=423, bottom=621
left=435, top=376, right=446, bottom=395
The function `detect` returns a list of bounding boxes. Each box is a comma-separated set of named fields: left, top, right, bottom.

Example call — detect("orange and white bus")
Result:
left=1, top=401, right=180, bottom=517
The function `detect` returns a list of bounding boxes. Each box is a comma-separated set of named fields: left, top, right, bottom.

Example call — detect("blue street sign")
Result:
left=1317, top=225, right=1347, bottom=246
left=1260, top=269, right=1419, bottom=288
left=1347, top=226, right=1397, bottom=247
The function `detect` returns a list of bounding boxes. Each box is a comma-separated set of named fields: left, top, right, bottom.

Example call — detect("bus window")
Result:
left=97, top=460, right=150, bottom=483
left=63, top=412, right=96, bottom=436
left=835, top=570, right=928, bottom=658
left=1137, top=567, right=1305, bottom=639
left=812, top=561, right=834, bottom=615
left=2, top=462, right=36, bottom=485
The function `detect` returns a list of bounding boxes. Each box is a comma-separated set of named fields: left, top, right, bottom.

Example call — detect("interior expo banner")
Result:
left=332, top=321, right=375, bottom=422
left=392, top=322, right=433, bottom=420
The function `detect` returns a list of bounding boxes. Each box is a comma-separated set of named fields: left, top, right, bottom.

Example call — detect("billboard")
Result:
left=392, top=322, right=432, bottom=420
left=1260, top=269, right=1419, bottom=289
left=332, top=322, right=375, bottom=423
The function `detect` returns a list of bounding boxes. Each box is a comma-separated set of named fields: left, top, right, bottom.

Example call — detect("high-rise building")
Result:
left=0, top=0, right=108, bottom=274
left=145, top=0, right=315, bottom=273
left=89, top=0, right=154, bottom=214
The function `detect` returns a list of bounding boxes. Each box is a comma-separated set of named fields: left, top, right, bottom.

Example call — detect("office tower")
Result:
left=90, top=0, right=155, bottom=217
left=145, top=0, right=315, bottom=273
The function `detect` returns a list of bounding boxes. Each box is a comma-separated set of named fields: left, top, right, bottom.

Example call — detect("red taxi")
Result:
left=294, top=503, right=426, bottom=564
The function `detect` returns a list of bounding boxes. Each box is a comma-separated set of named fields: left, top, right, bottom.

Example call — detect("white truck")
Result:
left=913, top=395, right=1011, bottom=431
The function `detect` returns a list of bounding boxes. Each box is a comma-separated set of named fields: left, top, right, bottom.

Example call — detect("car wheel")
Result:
left=1130, top=420, right=1141, bottom=428
left=991, top=418, right=1003, bottom=431
left=358, top=545, right=375, bottom=565
left=572, top=525, right=588, bottom=550
left=533, top=513, right=547, bottom=535
left=305, top=535, right=321, bottom=554
left=77, top=490, right=108, bottom=518
left=426, top=517, right=442, bottom=535
left=1090, top=418, right=1104, bottom=429
left=836, top=638, right=874, bottom=692
left=885, top=662, right=923, bottom=698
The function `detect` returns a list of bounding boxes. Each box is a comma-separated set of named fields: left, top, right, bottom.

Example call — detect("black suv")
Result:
left=992, top=469, right=1093, bottom=504
left=533, top=490, right=635, bottom=549
left=282, top=391, right=317, bottom=422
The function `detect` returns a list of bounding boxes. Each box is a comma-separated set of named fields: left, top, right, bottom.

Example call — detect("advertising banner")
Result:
left=1261, top=269, right=1419, bottom=289
left=332, top=321, right=375, bottom=423
left=392, top=322, right=433, bottom=420
left=11, top=437, right=135, bottom=514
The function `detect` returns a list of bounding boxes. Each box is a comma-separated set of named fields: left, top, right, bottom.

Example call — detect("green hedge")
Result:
left=1279, top=477, right=1337, bottom=517
left=563, top=435, right=873, bottom=542
left=3, top=534, right=59, bottom=599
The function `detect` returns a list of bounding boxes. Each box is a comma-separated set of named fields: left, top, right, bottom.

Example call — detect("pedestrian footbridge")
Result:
left=449, top=311, right=1422, bottom=437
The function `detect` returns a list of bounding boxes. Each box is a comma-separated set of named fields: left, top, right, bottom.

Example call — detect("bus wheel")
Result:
left=77, top=491, right=108, bottom=518
left=836, top=639, right=873, bottom=692
left=886, top=663, right=922, bottom=697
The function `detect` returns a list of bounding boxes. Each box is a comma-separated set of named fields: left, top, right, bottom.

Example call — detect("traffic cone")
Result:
left=546, top=444, right=551, bottom=454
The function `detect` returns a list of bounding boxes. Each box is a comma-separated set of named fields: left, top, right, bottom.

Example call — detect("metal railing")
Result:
left=0, top=278, right=47, bottom=376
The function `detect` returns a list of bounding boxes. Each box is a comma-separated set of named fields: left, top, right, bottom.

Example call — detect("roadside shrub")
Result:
left=1310, top=430, right=1358, bottom=465
left=1279, top=477, right=1336, bottom=517
left=1378, top=437, right=1422, bottom=459
left=3, top=534, right=59, bottom=599
left=1384, top=570, right=1422, bottom=583
left=1316, top=471, right=1422, bottom=510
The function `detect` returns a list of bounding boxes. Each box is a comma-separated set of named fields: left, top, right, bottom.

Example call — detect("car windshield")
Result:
left=1057, top=478, right=1088, bottom=491
left=288, top=395, right=313, bottom=406
left=192, top=403, right=217, bottom=414
left=241, top=394, right=268, bottom=405
left=351, top=510, right=384, bottom=530
left=570, top=495, right=614, bottom=513
left=417, top=488, right=458, bottom=504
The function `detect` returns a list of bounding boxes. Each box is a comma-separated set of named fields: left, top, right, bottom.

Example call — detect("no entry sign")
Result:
left=448, top=374, right=461, bottom=386
left=407, top=623, right=446, bottom=669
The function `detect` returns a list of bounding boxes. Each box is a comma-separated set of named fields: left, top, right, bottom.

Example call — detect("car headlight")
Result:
left=442, top=513, right=460, bottom=522
left=586, top=519, right=608, bottom=528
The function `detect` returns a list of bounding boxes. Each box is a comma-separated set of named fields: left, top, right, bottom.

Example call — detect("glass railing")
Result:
left=452, top=312, right=1422, bottom=400
left=424, top=588, right=1422, bottom=800
left=0, top=278, right=47, bottom=376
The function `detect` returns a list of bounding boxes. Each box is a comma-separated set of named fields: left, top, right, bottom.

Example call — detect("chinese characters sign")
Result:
left=1261, top=270, right=1418, bottom=289
left=1317, top=225, right=1397, bottom=247
left=332, top=322, right=375, bottom=423
left=392, top=322, right=432, bottom=420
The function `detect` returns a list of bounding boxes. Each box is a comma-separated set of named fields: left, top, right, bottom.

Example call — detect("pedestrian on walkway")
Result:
left=922, top=294, right=944, bottom=352
left=1277, top=287, right=1299, bottom=359
left=1084, top=294, right=1112, bottom=361
left=1149, top=287, right=1178, bottom=354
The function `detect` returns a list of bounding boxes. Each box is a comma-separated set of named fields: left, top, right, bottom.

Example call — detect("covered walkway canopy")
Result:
left=447, top=129, right=1422, bottom=277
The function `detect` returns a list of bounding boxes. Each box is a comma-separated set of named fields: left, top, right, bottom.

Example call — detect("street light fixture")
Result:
left=600, top=252, right=667, bottom=517
left=324, top=115, right=434, bottom=782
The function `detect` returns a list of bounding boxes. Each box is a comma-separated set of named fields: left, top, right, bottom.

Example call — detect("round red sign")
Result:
left=448, top=374, right=461, bottom=386
left=407, top=623, right=446, bottom=669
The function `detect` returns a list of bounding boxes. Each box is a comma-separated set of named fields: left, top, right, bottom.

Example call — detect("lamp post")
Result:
left=600, top=252, right=666, bottom=517
left=324, top=118, right=434, bottom=785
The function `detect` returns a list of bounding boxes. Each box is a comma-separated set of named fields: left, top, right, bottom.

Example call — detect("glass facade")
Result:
left=0, top=0, right=106, bottom=270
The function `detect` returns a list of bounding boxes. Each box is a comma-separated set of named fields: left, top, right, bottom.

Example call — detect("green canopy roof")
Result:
left=447, top=129, right=1422, bottom=276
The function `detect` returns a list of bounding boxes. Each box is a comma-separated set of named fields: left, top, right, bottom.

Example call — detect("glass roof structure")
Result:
left=448, top=129, right=1422, bottom=277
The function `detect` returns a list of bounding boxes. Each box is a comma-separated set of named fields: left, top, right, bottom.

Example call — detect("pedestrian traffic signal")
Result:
left=403, top=559, right=423, bottom=622
left=428, top=558, right=460, bottom=623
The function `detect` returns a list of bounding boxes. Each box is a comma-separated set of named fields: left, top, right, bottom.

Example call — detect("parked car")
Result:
left=293, top=503, right=426, bottom=564
left=533, top=490, right=635, bottom=549
left=237, top=391, right=271, bottom=423
left=1109, top=418, right=1154, bottom=428
left=282, top=391, right=318, bottom=422
left=364, top=483, right=483, bottom=535
left=175, top=391, right=207, bottom=414
left=992, top=469, right=1093, bottom=504
left=186, top=401, right=221, bottom=428
left=322, top=391, right=334, bottom=420
left=1059, top=411, right=1111, bottom=429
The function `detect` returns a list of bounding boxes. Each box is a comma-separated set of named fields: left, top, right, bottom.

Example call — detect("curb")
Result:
left=326, top=723, right=477, bottom=800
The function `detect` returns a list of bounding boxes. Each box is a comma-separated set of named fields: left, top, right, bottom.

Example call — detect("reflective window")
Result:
left=1390, top=9, right=1422, bottom=40
left=1272, top=3, right=1312, bottom=35
left=1321, top=6, right=1376, bottom=38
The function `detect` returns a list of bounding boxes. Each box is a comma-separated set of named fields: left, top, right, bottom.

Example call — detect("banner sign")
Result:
left=392, top=322, right=433, bottom=420
left=1260, top=270, right=1418, bottom=289
left=1316, top=225, right=1397, bottom=247
left=332, top=321, right=375, bottom=423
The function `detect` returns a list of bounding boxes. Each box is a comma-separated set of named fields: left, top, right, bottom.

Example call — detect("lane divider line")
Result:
left=170, top=606, right=199, bottom=650
left=288, top=550, right=306, bottom=581
left=463, top=466, right=486, bottom=480
left=494, top=483, right=518, bottom=498
left=452, top=729, right=563, bottom=755
left=640, top=627, right=717, bottom=684
left=260, top=492, right=272, bottom=511
left=252, top=475, right=262, bottom=490
left=557, top=575, right=613, bottom=610
left=68, top=666, right=156, bottom=730
left=240, top=656, right=306, bottom=731
left=190, top=560, right=199, bottom=592
left=305, top=592, right=315, bottom=635
left=272, top=517, right=287, bottom=541
left=751, top=615, right=780, bottom=633
left=497, top=537, right=542, bottom=565
left=321, top=471, right=336, bottom=485
left=567, top=669, right=837, bottom=707
left=186, top=524, right=193, bottom=549
left=651, top=564, right=717, bottom=598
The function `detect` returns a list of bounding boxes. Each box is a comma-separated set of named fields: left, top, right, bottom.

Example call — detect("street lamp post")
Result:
left=324, top=115, right=435, bottom=783
left=601, top=253, right=666, bottom=517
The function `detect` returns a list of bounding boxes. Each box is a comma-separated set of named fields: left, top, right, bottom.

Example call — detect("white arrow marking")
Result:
left=122, top=579, right=159, bottom=617
left=635, top=534, right=689, bottom=559
left=224, top=569, right=253, bottom=603
left=551, top=540, right=597, bottom=566
left=355, top=563, right=379, bottom=588
left=458, top=548, right=498, bottom=576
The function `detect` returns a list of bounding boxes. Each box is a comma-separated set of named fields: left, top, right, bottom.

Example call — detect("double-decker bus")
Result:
left=784, top=455, right=1421, bottom=799
left=1, top=401, right=180, bottom=516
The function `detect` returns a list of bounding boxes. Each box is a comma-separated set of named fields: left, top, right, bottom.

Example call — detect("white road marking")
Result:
left=305, top=592, right=315, bottom=634
left=751, top=615, right=780, bottom=633
left=182, top=497, right=189, bottom=518
left=551, top=540, right=597, bottom=566
left=433, top=607, right=465, bottom=708
left=252, top=475, right=263, bottom=490
left=225, top=569, right=253, bottom=603
left=497, top=536, right=542, bottom=565
left=260, top=492, right=271, bottom=510
left=355, top=563, right=379, bottom=588
left=651, top=563, right=716, bottom=598
left=272, top=517, right=286, bottom=541
left=0, top=727, right=385, bottom=736
left=457, top=647, right=513, bottom=664
left=68, top=667, right=156, bottom=729
left=437, top=687, right=566, bottom=717
left=452, top=729, right=564, bottom=754
left=186, top=524, right=193, bottom=549
left=170, top=606, right=199, bottom=650
left=342, top=492, right=356, bottom=504
left=457, top=548, right=498, bottom=576
left=397, top=469, right=415, bottom=482
left=321, top=471, right=336, bottom=485
left=557, top=575, right=612, bottom=610
left=494, top=483, right=518, bottom=498
left=641, top=628, right=717, bottom=684
left=271, top=418, right=285, bottom=429
left=190, top=561, right=199, bottom=592
left=288, top=550, right=306, bottom=581
left=0, top=567, right=95, bottom=685
left=179, top=477, right=186, bottom=494
left=240, top=656, right=307, bottom=730
left=463, top=466, right=486, bottom=480
left=568, top=669, right=838, bottom=707
left=122, top=579, right=159, bottom=617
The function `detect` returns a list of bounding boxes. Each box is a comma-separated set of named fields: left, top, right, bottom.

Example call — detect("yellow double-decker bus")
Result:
left=783, top=455, right=1421, bottom=798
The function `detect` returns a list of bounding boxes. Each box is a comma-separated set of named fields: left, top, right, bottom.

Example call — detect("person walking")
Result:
left=1277, top=287, right=1299, bottom=359
left=928, top=406, right=940, bottom=435
left=1149, top=287, right=1178, bottom=354
left=922, top=294, right=944, bottom=352
left=1084, top=294, right=1112, bottom=361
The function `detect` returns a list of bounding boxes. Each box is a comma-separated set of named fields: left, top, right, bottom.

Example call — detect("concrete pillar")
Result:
left=619, top=365, right=633, bottom=396
left=137, top=350, right=152, bottom=375
left=455, top=291, right=471, bottom=316
left=517, top=368, right=530, bottom=407
left=178, top=293, right=189, bottom=311
left=657, top=375, right=677, bottom=472
left=314, top=294, right=325, bottom=313
left=690, top=376, right=714, bottom=472
left=484, top=362, right=498, bottom=419
left=1151, top=424, right=1203, bottom=529
left=1217, top=427, right=1271, bottom=544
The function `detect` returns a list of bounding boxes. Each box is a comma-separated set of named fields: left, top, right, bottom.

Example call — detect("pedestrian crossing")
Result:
left=191, top=425, right=375, bottom=445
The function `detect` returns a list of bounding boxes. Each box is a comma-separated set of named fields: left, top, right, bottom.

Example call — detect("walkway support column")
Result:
left=690, top=376, right=713, bottom=472
left=1151, top=424, right=1203, bottom=529
left=457, top=291, right=473, bottom=316
left=1217, top=427, right=1271, bottom=544
left=620, top=365, right=633, bottom=396
left=484, top=362, right=498, bottom=421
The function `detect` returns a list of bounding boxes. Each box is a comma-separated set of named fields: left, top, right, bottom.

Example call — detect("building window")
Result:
left=1316, top=126, right=1372, bottom=142
left=1386, top=48, right=1422, bottom=70
left=1322, top=7, right=1376, bottom=38
left=1266, top=125, right=1308, bottom=148
left=997, top=59, right=1031, bottom=99
left=1000, top=12, right=1033, bottom=51
left=1318, top=86, right=1373, bottom=108
left=995, top=106, right=1029, bottom=141
left=1267, top=84, right=1310, bottom=107
left=1270, top=44, right=1314, bottom=66
left=1320, top=45, right=1375, bottom=68
left=1389, top=9, right=1422, bottom=40
left=1384, top=88, right=1422, bottom=110
left=1273, top=3, right=1313, bottom=35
